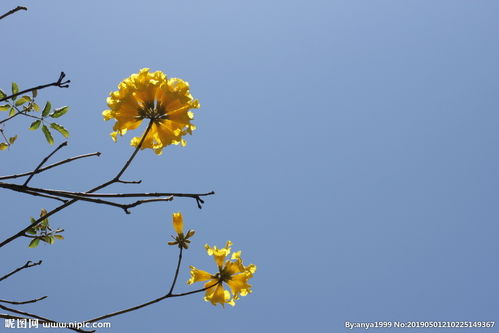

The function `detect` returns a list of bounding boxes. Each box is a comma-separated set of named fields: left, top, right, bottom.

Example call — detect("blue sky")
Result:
left=1, top=0, right=498, bottom=332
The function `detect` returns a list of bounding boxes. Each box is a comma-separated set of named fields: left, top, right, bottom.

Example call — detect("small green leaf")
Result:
left=15, top=97, right=28, bottom=106
left=30, top=217, right=36, bottom=224
left=54, top=234, right=64, bottom=240
left=29, top=120, right=41, bottom=130
left=0, top=104, right=10, bottom=111
left=50, top=123, right=69, bottom=138
left=41, top=236, right=51, bottom=243
left=50, top=106, right=69, bottom=118
left=26, top=228, right=37, bottom=235
left=42, top=101, right=52, bottom=117
left=9, top=135, right=17, bottom=144
left=48, top=236, right=55, bottom=244
left=0, top=89, right=6, bottom=99
left=29, top=238, right=40, bottom=248
left=32, top=103, right=40, bottom=111
left=11, top=82, right=19, bottom=98
left=8, top=107, right=15, bottom=117
left=32, top=89, right=38, bottom=98
left=41, top=125, right=54, bottom=144
left=0, top=143, right=8, bottom=150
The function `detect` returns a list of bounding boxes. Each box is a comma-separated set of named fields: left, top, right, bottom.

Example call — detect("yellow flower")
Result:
left=187, top=241, right=256, bottom=307
left=172, top=212, right=183, bottom=234
left=167, top=212, right=195, bottom=249
left=103, top=68, right=200, bottom=155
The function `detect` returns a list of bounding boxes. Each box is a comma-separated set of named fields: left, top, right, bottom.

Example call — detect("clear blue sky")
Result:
left=2, top=1, right=498, bottom=332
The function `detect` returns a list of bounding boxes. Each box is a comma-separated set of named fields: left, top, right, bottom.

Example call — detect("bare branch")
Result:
left=0, top=152, right=101, bottom=181
left=23, top=189, right=69, bottom=203
left=0, top=72, right=70, bottom=103
left=23, top=142, right=68, bottom=186
left=0, top=304, right=94, bottom=333
left=85, top=281, right=219, bottom=323
left=168, top=247, right=183, bottom=295
left=0, top=261, right=42, bottom=282
left=0, top=121, right=153, bottom=248
left=0, top=296, right=47, bottom=305
left=0, top=6, right=27, bottom=21
left=116, top=179, right=142, bottom=184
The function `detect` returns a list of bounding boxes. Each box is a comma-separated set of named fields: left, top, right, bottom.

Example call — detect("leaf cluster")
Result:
left=0, top=82, right=70, bottom=149
left=26, top=209, right=64, bottom=248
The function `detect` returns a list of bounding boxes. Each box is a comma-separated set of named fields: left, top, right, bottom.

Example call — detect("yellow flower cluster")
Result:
left=102, top=68, right=200, bottom=155
left=187, top=241, right=256, bottom=307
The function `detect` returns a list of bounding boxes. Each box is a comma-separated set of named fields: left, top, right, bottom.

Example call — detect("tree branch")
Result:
left=0, top=296, right=47, bottom=305
left=0, top=304, right=94, bottom=333
left=0, top=121, right=153, bottom=248
left=0, top=261, right=42, bottom=282
left=23, top=141, right=68, bottom=186
left=0, top=6, right=27, bottom=21
left=85, top=281, right=219, bottom=323
left=0, top=152, right=101, bottom=181
left=0, top=72, right=70, bottom=103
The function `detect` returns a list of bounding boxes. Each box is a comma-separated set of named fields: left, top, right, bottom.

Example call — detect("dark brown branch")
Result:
left=0, top=296, right=47, bottom=305
left=116, top=179, right=142, bottom=184
left=86, top=281, right=219, bottom=323
left=0, top=6, right=27, bottom=21
left=0, top=152, right=101, bottom=181
left=23, top=189, right=69, bottom=203
left=0, top=183, right=214, bottom=210
left=0, top=304, right=94, bottom=333
left=0, top=72, right=70, bottom=103
left=23, top=141, right=68, bottom=186
left=0, top=261, right=42, bottom=282
left=0, top=121, right=153, bottom=248
left=168, top=247, right=183, bottom=295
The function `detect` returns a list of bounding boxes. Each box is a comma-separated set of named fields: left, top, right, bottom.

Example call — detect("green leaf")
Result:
left=54, top=234, right=64, bottom=240
left=29, top=120, right=41, bottom=130
left=26, top=228, right=37, bottom=235
left=15, top=97, right=28, bottom=106
left=48, top=236, right=55, bottom=244
left=0, top=89, right=6, bottom=99
left=32, top=89, right=38, bottom=98
left=8, top=107, right=15, bottom=117
left=9, top=135, right=17, bottom=144
left=11, top=82, right=19, bottom=98
left=28, top=238, right=40, bottom=248
left=40, top=236, right=51, bottom=243
left=30, top=217, right=36, bottom=224
left=0, top=143, right=8, bottom=150
left=32, top=103, right=40, bottom=111
left=50, top=123, right=69, bottom=138
left=50, top=106, right=69, bottom=118
left=41, top=125, right=54, bottom=144
left=0, top=104, right=10, bottom=111
left=42, top=101, right=52, bottom=117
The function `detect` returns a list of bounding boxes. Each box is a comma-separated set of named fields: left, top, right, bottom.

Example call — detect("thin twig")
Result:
left=0, top=296, right=47, bottom=305
left=0, top=304, right=94, bottom=333
left=0, top=152, right=101, bottom=181
left=23, top=142, right=68, bottom=186
left=23, top=189, right=69, bottom=203
left=0, top=261, right=42, bottom=282
left=85, top=282, right=219, bottom=323
left=168, top=247, right=183, bottom=295
left=114, top=120, right=154, bottom=180
left=0, top=6, right=27, bottom=21
left=0, top=72, right=70, bottom=103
